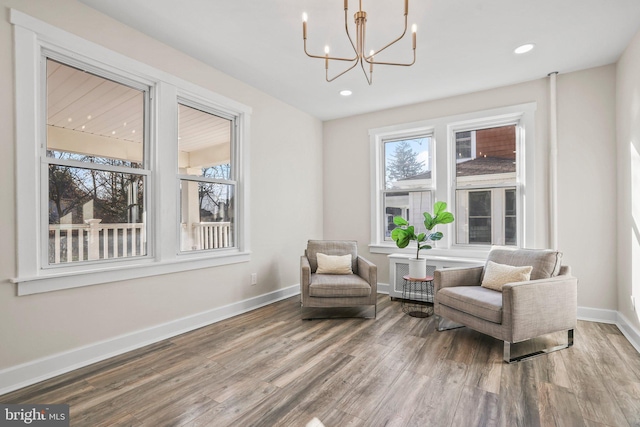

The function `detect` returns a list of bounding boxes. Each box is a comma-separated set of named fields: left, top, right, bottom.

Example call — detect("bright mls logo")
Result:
left=0, top=405, right=69, bottom=426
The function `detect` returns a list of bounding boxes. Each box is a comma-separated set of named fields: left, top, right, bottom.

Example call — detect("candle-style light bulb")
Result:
left=411, top=24, right=417, bottom=49
left=302, top=13, right=308, bottom=39
left=325, top=45, right=329, bottom=69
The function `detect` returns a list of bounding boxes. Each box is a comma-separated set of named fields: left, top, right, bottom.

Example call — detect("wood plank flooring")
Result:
left=2, top=294, right=639, bottom=426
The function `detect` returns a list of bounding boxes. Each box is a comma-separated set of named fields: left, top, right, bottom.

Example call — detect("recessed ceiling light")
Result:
left=514, top=43, right=535, bottom=54
left=340, top=90, right=352, bottom=96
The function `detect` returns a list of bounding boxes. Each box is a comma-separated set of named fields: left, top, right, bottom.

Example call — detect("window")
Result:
left=454, top=125, right=519, bottom=246
left=383, top=136, right=433, bottom=239
left=369, top=104, right=535, bottom=257
left=455, top=131, right=475, bottom=162
left=12, top=10, right=251, bottom=295
left=46, top=59, right=149, bottom=265
left=178, top=102, right=236, bottom=252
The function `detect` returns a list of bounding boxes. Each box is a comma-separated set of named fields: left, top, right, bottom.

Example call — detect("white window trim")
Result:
left=369, top=124, right=435, bottom=249
left=369, top=103, right=536, bottom=260
left=10, top=10, right=251, bottom=295
left=175, top=93, right=241, bottom=255
left=448, top=111, right=528, bottom=249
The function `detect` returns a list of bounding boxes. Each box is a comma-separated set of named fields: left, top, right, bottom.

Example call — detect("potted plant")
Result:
left=391, top=201, right=455, bottom=279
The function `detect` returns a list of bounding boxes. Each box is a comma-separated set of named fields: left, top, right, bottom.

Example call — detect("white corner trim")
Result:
left=616, top=312, right=640, bottom=354
left=577, top=306, right=640, bottom=354
left=0, top=285, right=300, bottom=396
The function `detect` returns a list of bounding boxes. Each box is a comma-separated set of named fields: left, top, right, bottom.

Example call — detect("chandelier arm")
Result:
left=368, top=50, right=416, bottom=67
left=358, top=58, right=373, bottom=85
left=342, top=8, right=359, bottom=59
left=326, top=58, right=360, bottom=82
left=304, top=40, right=358, bottom=62
left=364, top=15, right=408, bottom=61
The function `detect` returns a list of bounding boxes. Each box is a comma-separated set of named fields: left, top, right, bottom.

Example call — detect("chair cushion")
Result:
left=437, top=286, right=503, bottom=324
left=316, top=253, right=353, bottom=274
left=485, top=247, right=562, bottom=280
left=307, top=240, right=358, bottom=274
left=481, top=261, right=532, bottom=292
left=309, top=274, right=371, bottom=297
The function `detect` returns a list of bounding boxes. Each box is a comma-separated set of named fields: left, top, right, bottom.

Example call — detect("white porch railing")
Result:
left=50, top=221, right=232, bottom=263
left=187, top=222, right=232, bottom=250
left=49, top=220, right=145, bottom=264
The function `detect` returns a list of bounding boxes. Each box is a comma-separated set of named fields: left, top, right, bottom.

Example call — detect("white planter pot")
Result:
left=408, top=258, right=427, bottom=279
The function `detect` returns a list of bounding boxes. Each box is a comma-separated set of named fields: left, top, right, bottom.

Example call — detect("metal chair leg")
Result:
left=504, top=329, right=574, bottom=363
left=435, top=315, right=465, bottom=332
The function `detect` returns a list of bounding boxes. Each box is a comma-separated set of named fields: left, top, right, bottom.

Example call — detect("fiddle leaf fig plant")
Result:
left=391, top=201, right=455, bottom=259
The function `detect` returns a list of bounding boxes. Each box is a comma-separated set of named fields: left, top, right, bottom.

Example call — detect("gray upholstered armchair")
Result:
left=434, top=247, right=577, bottom=363
left=300, top=240, right=377, bottom=319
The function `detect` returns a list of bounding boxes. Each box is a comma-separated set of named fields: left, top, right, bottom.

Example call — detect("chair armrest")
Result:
left=502, top=275, right=578, bottom=342
left=434, top=266, right=483, bottom=292
left=300, top=255, right=311, bottom=299
left=357, top=256, right=378, bottom=294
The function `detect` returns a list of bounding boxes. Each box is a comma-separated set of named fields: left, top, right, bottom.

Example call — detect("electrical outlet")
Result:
left=251, top=273, right=257, bottom=285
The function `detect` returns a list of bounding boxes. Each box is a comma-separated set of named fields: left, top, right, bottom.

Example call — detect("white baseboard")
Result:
left=0, top=285, right=300, bottom=396
left=577, top=306, right=618, bottom=323
left=577, top=306, right=640, bottom=354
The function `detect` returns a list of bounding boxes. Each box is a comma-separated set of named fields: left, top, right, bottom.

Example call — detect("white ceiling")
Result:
left=79, top=0, right=640, bottom=121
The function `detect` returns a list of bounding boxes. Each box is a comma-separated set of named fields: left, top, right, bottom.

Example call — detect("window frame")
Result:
left=448, top=117, right=524, bottom=248
left=381, top=134, right=434, bottom=242
left=41, top=53, right=153, bottom=269
left=369, top=104, right=536, bottom=259
left=176, top=97, right=239, bottom=254
left=370, top=125, right=435, bottom=248
left=11, top=10, right=251, bottom=295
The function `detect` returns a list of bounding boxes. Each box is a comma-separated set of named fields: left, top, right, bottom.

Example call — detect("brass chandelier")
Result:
left=302, top=0, right=417, bottom=85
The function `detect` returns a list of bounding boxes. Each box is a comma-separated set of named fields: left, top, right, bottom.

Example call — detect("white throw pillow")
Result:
left=316, top=253, right=353, bottom=275
left=481, top=260, right=533, bottom=292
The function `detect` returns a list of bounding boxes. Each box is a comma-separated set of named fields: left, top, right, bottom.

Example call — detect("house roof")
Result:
left=456, top=157, right=516, bottom=177
left=397, top=156, right=515, bottom=182
left=403, top=170, right=432, bottom=180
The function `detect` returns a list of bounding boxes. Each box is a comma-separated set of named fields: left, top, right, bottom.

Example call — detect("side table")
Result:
left=401, top=275, right=434, bottom=318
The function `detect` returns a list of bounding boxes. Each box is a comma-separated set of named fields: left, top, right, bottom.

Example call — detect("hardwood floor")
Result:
left=2, top=294, right=640, bottom=427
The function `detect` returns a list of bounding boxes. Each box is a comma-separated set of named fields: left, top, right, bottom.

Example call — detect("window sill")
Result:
left=12, top=251, right=250, bottom=296
left=369, top=243, right=490, bottom=261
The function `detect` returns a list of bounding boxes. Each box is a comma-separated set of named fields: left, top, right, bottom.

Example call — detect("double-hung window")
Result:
left=178, top=101, right=236, bottom=252
left=370, top=104, right=535, bottom=256
left=45, top=58, right=150, bottom=265
left=383, top=135, right=433, bottom=240
left=12, top=10, right=251, bottom=295
left=370, top=126, right=434, bottom=246
left=453, top=124, right=520, bottom=246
